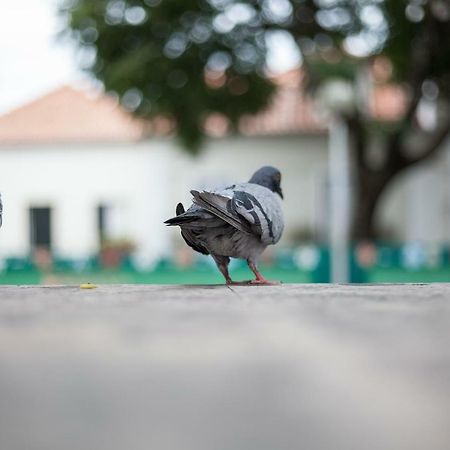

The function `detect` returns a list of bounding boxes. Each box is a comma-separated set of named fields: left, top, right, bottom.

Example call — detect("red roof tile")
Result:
left=0, top=86, right=147, bottom=145
left=239, top=70, right=325, bottom=136
left=0, top=70, right=407, bottom=145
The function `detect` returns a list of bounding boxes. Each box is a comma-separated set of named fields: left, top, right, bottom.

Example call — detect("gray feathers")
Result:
left=176, top=202, right=185, bottom=216
left=189, top=183, right=284, bottom=246
left=165, top=167, right=284, bottom=263
left=190, top=190, right=253, bottom=236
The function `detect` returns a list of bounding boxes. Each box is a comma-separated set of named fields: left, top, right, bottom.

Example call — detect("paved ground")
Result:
left=0, top=283, right=449, bottom=450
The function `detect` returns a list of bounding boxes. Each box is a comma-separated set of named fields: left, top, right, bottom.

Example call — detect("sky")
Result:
left=0, top=0, right=84, bottom=114
left=0, top=0, right=299, bottom=114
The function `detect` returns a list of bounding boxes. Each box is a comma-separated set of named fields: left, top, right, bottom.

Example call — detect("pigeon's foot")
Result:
left=246, top=259, right=280, bottom=286
left=249, top=279, right=281, bottom=286
left=226, top=279, right=279, bottom=286
left=226, top=280, right=252, bottom=286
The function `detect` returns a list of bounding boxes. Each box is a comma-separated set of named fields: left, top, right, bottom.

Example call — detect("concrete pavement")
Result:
left=0, top=283, right=449, bottom=450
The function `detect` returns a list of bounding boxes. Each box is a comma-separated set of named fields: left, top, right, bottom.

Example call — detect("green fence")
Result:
left=1, top=243, right=449, bottom=285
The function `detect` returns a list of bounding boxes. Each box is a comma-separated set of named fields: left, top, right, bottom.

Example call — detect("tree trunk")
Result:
left=345, top=114, right=389, bottom=242
left=350, top=167, right=387, bottom=241
left=349, top=117, right=450, bottom=241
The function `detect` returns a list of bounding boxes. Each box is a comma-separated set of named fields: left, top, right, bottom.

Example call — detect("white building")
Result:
left=0, top=75, right=449, bottom=268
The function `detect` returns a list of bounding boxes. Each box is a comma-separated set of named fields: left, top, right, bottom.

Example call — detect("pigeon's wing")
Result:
left=191, top=184, right=283, bottom=245
left=190, top=190, right=253, bottom=236
left=230, top=189, right=279, bottom=244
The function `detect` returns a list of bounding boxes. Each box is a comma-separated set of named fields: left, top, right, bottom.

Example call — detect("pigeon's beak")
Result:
left=276, top=186, right=284, bottom=199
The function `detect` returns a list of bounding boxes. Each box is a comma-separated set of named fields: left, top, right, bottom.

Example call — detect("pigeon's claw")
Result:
left=226, top=280, right=252, bottom=286
left=249, top=279, right=281, bottom=286
left=247, top=259, right=280, bottom=286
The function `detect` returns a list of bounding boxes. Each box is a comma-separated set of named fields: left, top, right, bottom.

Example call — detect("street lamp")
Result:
left=317, top=79, right=355, bottom=283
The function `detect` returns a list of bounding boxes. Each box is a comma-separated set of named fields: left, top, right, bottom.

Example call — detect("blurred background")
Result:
left=1, top=0, right=450, bottom=284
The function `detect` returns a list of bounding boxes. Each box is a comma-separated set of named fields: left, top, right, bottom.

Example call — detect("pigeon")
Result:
left=164, top=166, right=284, bottom=285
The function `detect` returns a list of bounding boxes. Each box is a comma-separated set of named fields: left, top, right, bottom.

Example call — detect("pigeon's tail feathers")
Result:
left=164, top=214, right=196, bottom=226
left=176, top=202, right=185, bottom=216
left=164, top=202, right=194, bottom=226
left=163, top=202, right=210, bottom=254
left=164, top=203, right=225, bottom=229
left=190, top=190, right=252, bottom=235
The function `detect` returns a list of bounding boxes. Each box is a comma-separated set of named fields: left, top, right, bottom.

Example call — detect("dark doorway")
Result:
left=29, top=207, right=52, bottom=251
left=97, top=204, right=108, bottom=247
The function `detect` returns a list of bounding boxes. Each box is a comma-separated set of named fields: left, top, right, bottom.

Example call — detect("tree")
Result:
left=61, top=0, right=450, bottom=241
left=60, top=0, right=276, bottom=150
left=291, top=0, right=450, bottom=240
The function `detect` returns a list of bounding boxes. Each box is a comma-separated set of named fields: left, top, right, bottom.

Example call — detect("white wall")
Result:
left=379, top=144, right=450, bottom=243
left=0, top=134, right=329, bottom=262
left=0, top=141, right=173, bottom=265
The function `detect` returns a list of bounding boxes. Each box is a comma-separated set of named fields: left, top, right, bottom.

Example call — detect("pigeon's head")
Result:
left=249, top=166, right=283, bottom=199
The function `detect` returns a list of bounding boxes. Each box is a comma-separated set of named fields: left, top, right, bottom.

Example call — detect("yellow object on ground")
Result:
left=79, top=283, right=97, bottom=289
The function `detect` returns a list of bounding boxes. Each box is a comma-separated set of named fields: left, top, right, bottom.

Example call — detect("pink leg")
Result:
left=247, top=260, right=280, bottom=285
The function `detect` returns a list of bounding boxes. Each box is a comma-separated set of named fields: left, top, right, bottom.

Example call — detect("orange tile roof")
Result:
left=0, top=86, right=148, bottom=145
left=239, top=70, right=325, bottom=136
left=0, top=70, right=407, bottom=145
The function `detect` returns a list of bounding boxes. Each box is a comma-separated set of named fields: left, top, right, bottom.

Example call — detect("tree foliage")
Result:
left=61, top=0, right=280, bottom=151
